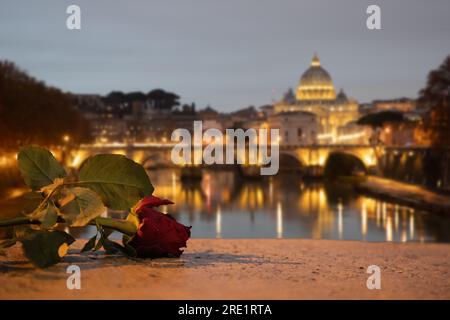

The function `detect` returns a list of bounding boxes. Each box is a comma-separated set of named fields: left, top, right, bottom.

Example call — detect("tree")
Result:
left=357, top=110, right=404, bottom=173
left=418, top=55, right=450, bottom=148
left=357, top=110, right=404, bottom=129
left=0, top=60, right=91, bottom=150
left=147, top=89, right=180, bottom=111
left=125, top=91, right=146, bottom=102
left=357, top=110, right=404, bottom=146
left=105, top=91, right=126, bottom=104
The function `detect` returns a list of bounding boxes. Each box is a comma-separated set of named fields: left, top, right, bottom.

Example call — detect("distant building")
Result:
left=72, top=94, right=106, bottom=114
left=142, top=106, right=199, bottom=142
left=337, top=121, right=371, bottom=145
left=268, top=111, right=318, bottom=146
left=380, top=110, right=430, bottom=147
left=216, top=113, right=234, bottom=130
left=358, top=102, right=374, bottom=116
left=373, top=98, right=416, bottom=113
left=90, top=117, right=127, bottom=143
left=260, top=105, right=275, bottom=118
left=230, top=106, right=261, bottom=125
left=198, top=106, right=223, bottom=131
left=198, top=106, right=218, bottom=119
left=273, top=54, right=359, bottom=143
left=73, top=94, right=128, bottom=143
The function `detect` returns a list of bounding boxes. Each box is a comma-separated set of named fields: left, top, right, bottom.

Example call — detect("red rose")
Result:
left=128, top=196, right=191, bottom=258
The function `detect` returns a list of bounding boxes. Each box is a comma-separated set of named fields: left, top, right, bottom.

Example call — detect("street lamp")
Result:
left=62, top=134, right=70, bottom=143
left=61, top=134, right=71, bottom=167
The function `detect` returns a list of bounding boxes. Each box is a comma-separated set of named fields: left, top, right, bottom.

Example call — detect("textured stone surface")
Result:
left=1, top=239, right=450, bottom=299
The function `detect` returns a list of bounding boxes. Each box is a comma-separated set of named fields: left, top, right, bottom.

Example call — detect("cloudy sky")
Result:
left=1, top=0, right=449, bottom=111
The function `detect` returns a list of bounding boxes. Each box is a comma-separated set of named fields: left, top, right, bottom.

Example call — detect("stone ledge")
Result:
left=1, top=239, right=450, bottom=299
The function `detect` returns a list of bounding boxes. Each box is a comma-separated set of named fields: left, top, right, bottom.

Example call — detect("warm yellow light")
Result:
left=111, top=149, right=126, bottom=156
left=361, top=201, right=367, bottom=237
left=386, top=216, right=393, bottom=242
left=7, top=188, right=26, bottom=199
left=364, top=154, right=376, bottom=166
left=216, top=206, right=222, bottom=238
left=337, top=202, right=343, bottom=239
left=70, top=154, right=82, bottom=168
left=318, top=155, right=326, bottom=166
left=0, top=156, right=13, bottom=167
left=336, top=131, right=366, bottom=142
left=409, top=213, right=415, bottom=239
left=276, top=202, right=283, bottom=239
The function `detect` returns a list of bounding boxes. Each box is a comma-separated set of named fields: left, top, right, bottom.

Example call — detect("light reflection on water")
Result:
left=71, top=168, right=450, bottom=242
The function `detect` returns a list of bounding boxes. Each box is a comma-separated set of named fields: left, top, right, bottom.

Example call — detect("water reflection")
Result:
left=139, top=168, right=450, bottom=242
left=2, top=168, right=450, bottom=242
left=276, top=201, right=283, bottom=239
left=216, top=206, right=222, bottom=239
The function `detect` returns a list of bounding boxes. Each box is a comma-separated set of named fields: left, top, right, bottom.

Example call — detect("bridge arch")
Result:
left=278, top=151, right=305, bottom=172
left=339, top=148, right=376, bottom=168
left=323, top=151, right=368, bottom=177
left=63, top=144, right=378, bottom=176
left=141, top=153, right=170, bottom=169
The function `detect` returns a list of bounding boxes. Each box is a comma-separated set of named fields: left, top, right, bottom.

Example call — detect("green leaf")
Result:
left=59, top=187, right=106, bottom=227
left=121, top=234, right=137, bottom=257
left=95, top=227, right=128, bottom=255
left=102, top=237, right=120, bottom=254
left=123, top=243, right=137, bottom=257
left=97, top=226, right=117, bottom=254
left=20, top=230, right=75, bottom=268
left=21, top=192, right=45, bottom=216
left=122, top=234, right=131, bottom=245
left=81, top=234, right=97, bottom=253
left=95, top=216, right=137, bottom=236
left=103, top=227, right=115, bottom=239
left=94, top=237, right=103, bottom=251
left=104, top=237, right=136, bottom=256
left=17, top=146, right=67, bottom=191
left=78, top=154, right=153, bottom=210
left=40, top=202, right=59, bottom=229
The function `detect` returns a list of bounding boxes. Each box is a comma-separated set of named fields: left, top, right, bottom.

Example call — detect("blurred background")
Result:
left=1, top=0, right=450, bottom=242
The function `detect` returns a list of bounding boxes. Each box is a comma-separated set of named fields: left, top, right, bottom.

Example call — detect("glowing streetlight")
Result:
left=62, top=134, right=70, bottom=143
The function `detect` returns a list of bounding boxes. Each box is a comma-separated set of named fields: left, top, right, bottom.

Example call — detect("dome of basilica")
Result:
left=336, top=89, right=349, bottom=104
left=296, top=54, right=336, bottom=101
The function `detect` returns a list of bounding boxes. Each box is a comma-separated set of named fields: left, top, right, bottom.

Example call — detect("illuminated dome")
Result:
left=336, top=89, right=349, bottom=104
left=296, top=54, right=336, bottom=101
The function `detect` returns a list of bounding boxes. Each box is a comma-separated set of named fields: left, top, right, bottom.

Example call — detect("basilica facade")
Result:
left=274, top=54, right=359, bottom=144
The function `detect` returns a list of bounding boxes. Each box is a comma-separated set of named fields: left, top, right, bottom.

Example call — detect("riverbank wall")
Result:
left=380, top=147, right=450, bottom=193
left=356, top=176, right=450, bottom=213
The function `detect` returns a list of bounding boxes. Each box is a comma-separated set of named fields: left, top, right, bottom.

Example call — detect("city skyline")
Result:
left=1, top=0, right=450, bottom=111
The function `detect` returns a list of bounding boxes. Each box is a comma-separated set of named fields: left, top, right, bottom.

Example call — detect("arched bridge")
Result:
left=65, top=143, right=175, bottom=169
left=64, top=143, right=381, bottom=172
left=58, top=143, right=447, bottom=187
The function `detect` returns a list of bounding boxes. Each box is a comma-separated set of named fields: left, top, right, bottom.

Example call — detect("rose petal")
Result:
left=128, top=205, right=191, bottom=259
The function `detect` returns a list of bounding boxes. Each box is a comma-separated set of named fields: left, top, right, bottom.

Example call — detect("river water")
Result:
left=2, top=168, right=450, bottom=242
left=128, top=169, right=449, bottom=242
